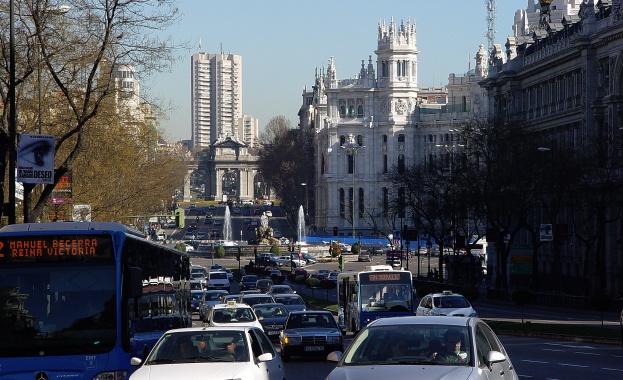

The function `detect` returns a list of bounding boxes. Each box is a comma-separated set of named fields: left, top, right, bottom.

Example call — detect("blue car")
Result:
left=239, top=275, right=260, bottom=291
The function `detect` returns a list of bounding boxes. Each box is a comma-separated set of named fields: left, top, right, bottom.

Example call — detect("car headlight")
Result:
left=282, top=334, right=302, bottom=345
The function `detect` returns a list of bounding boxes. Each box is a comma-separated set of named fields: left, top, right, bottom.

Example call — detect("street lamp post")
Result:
left=8, top=0, right=17, bottom=224
left=340, top=134, right=365, bottom=239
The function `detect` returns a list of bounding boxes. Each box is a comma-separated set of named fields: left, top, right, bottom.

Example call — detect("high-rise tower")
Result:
left=191, top=52, right=242, bottom=148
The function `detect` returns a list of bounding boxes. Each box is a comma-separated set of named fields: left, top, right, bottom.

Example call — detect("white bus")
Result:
left=336, top=266, right=414, bottom=334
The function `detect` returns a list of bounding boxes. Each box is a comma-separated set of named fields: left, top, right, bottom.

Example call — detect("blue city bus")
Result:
left=0, top=222, right=192, bottom=380
left=336, top=265, right=414, bottom=334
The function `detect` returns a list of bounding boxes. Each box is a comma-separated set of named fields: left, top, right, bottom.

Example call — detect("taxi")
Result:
left=204, top=301, right=264, bottom=330
left=416, top=290, right=478, bottom=317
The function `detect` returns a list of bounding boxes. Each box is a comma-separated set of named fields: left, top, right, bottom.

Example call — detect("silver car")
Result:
left=327, top=316, right=518, bottom=380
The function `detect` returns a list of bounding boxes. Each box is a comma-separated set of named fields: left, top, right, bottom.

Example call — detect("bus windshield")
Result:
left=360, top=283, right=412, bottom=312
left=0, top=264, right=116, bottom=356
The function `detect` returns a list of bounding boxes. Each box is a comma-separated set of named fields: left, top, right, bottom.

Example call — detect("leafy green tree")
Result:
left=216, top=245, right=225, bottom=258
left=270, top=244, right=280, bottom=255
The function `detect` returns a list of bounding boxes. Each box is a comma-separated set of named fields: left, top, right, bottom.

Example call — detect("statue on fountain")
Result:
left=250, top=213, right=279, bottom=245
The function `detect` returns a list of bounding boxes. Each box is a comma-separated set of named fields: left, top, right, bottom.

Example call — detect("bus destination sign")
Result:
left=0, top=235, right=112, bottom=262
left=366, top=273, right=403, bottom=282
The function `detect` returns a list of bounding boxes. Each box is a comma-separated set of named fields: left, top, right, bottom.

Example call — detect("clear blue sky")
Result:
left=146, top=0, right=522, bottom=142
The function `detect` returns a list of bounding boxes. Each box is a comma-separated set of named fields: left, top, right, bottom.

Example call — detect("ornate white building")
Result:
left=299, top=18, right=487, bottom=237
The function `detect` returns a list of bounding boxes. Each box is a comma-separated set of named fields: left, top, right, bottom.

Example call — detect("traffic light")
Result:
left=333, top=227, right=338, bottom=236
left=338, top=255, right=344, bottom=271
left=291, top=244, right=295, bottom=253
left=236, top=247, right=241, bottom=261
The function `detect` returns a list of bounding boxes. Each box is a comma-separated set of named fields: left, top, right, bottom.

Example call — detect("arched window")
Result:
left=340, top=105, right=346, bottom=117
left=383, top=135, right=388, bottom=143
left=357, top=105, right=364, bottom=117
left=339, top=189, right=345, bottom=218
left=398, top=154, right=405, bottom=174
left=398, top=134, right=405, bottom=143
left=340, top=135, right=346, bottom=146
left=357, top=135, right=363, bottom=146
left=348, top=104, right=355, bottom=116
left=382, top=61, right=388, bottom=77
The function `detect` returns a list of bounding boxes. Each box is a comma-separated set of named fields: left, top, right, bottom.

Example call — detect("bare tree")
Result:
left=0, top=0, right=182, bottom=223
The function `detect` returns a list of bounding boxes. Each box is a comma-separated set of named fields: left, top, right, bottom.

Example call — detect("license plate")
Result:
left=268, top=331, right=280, bottom=335
left=304, top=346, right=324, bottom=352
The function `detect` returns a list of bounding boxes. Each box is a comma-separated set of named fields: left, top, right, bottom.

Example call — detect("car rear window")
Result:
left=210, top=272, right=227, bottom=279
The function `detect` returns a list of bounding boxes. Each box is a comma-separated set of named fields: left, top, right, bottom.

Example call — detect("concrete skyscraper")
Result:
left=191, top=52, right=243, bottom=148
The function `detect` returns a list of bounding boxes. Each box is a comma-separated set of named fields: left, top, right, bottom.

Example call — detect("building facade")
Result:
left=191, top=52, right=243, bottom=149
left=300, top=18, right=487, bottom=237
left=481, top=0, right=623, bottom=295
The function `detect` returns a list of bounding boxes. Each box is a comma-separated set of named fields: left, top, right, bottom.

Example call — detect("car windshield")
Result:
left=341, top=324, right=471, bottom=367
left=213, top=308, right=256, bottom=323
left=254, top=305, right=288, bottom=318
left=434, top=296, right=470, bottom=308
left=286, top=313, right=336, bottom=329
left=275, top=296, right=304, bottom=305
left=205, top=292, right=225, bottom=301
left=145, top=330, right=249, bottom=363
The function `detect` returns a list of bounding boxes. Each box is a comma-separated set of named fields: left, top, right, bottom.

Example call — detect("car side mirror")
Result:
left=485, top=350, right=507, bottom=371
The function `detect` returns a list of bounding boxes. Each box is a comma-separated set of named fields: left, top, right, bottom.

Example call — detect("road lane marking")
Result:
left=544, top=343, right=595, bottom=349
left=558, top=363, right=589, bottom=368
left=603, top=367, right=623, bottom=372
left=522, top=360, right=549, bottom=364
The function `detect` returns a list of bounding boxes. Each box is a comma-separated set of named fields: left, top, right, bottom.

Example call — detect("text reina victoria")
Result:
left=8, top=239, right=99, bottom=257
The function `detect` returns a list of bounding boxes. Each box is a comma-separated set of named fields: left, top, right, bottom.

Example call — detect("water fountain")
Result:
left=223, top=206, right=232, bottom=242
left=297, top=205, right=306, bottom=244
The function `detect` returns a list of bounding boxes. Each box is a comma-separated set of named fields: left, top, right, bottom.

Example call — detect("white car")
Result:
left=205, top=301, right=264, bottom=330
left=416, top=290, right=478, bottom=317
left=326, top=316, right=518, bottom=380
left=278, top=255, right=306, bottom=268
left=129, top=326, right=285, bottom=380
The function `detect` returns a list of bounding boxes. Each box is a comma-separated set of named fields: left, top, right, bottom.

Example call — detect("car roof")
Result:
left=273, top=293, right=301, bottom=298
left=164, top=326, right=256, bottom=334
left=251, top=303, right=287, bottom=308
left=212, top=302, right=252, bottom=310
left=289, top=310, right=332, bottom=316
left=205, top=289, right=229, bottom=294
left=369, top=315, right=474, bottom=327
left=241, top=294, right=273, bottom=298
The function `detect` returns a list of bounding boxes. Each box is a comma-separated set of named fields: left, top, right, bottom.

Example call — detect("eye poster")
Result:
left=17, top=134, right=55, bottom=184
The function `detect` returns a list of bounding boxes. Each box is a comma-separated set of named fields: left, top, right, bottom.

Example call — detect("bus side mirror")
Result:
left=125, top=266, right=143, bottom=299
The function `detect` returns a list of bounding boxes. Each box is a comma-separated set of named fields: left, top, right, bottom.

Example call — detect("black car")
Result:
left=239, top=275, right=260, bottom=291
left=256, top=279, right=274, bottom=293
left=279, top=310, right=343, bottom=361
left=288, top=268, right=308, bottom=282
left=263, top=269, right=285, bottom=284
left=252, top=303, right=290, bottom=341
left=190, top=290, right=205, bottom=314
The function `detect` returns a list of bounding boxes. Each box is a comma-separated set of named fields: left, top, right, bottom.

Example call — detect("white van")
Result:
left=207, top=270, right=230, bottom=292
